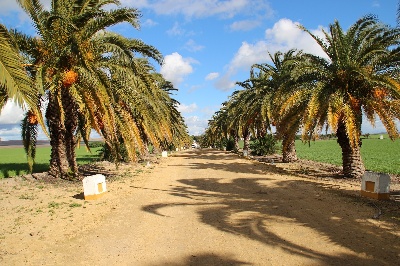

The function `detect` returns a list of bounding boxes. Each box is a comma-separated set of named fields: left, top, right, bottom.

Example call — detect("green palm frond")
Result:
left=0, top=24, right=35, bottom=109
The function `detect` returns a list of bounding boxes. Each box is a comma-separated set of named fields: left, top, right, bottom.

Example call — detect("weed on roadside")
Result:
left=19, top=194, right=35, bottom=200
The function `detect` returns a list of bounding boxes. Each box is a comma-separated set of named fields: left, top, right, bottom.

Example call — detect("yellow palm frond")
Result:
left=374, top=101, right=400, bottom=139
left=343, top=104, right=360, bottom=149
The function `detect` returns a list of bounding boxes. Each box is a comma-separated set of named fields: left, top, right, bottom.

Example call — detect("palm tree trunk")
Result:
left=230, top=130, right=239, bottom=152
left=282, top=133, right=298, bottom=163
left=143, top=138, right=150, bottom=157
left=46, top=92, right=70, bottom=178
left=336, top=120, right=365, bottom=178
left=258, top=121, right=268, bottom=138
left=62, top=89, right=79, bottom=178
left=243, top=129, right=250, bottom=151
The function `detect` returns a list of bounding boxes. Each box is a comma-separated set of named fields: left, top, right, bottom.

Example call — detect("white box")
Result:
left=361, top=171, right=390, bottom=200
left=162, top=151, right=168, bottom=157
left=83, top=174, right=107, bottom=200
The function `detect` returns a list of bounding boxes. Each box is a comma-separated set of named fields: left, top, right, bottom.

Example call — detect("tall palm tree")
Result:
left=234, top=80, right=271, bottom=151
left=297, top=15, right=400, bottom=178
left=250, top=49, right=303, bottom=162
left=204, top=106, right=231, bottom=149
left=15, top=0, right=165, bottom=179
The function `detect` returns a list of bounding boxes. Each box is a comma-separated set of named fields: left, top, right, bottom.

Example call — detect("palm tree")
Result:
left=234, top=80, right=271, bottom=151
left=204, top=106, right=231, bottom=149
left=14, top=0, right=167, bottom=179
left=297, top=15, right=400, bottom=178
left=250, top=49, right=303, bottom=162
left=206, top=50, right=304, bottom=159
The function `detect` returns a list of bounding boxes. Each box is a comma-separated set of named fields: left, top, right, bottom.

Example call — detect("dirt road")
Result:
left=1, top=149, right=399, bottom=265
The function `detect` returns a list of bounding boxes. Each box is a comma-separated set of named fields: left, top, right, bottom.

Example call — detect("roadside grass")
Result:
left=0, top=146, right=102, bottom=178
left=235, top=134, right=399, bottom=175
left=295, top=134, right=400, bottom=175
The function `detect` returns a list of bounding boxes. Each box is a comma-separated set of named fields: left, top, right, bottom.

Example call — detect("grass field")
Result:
left=295, top=134, right=400, bottom=175
left=0, top=146, right=102, bottom=178
left=1, top=135, right=398, bottom=178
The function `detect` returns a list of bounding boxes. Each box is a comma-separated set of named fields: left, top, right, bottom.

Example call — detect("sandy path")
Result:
left=1, top=149, right=399, bottom=265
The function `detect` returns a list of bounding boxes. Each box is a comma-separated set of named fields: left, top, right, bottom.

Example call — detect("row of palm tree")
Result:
left=204, top=15, right=400, bottom=179
left=0, top=0, right=189, bottom=179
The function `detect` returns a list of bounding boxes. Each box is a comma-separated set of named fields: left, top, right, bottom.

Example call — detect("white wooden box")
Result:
left=83, top=174, right=107, bottom=200
left=361, top=171, right=390, bottom=200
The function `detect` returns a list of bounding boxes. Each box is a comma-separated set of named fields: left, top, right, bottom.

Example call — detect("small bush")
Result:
left=99, top=142, right=129, bottom=162
left=226, top=137, right=236, bottom=151
left=250, top=134, right=277, bottom=156
left=88, top=141, right=104, bottom=148
left=215, top=138, right=227, bottom=150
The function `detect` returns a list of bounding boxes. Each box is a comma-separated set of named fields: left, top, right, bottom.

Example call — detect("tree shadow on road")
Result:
left=142, top=150, right=400, bottom=265
left=146, top=252, right=250, bottom=266
left=0, top=163, right=48, bottom=178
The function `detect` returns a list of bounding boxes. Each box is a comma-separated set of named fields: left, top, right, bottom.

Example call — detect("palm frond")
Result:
left=0, top=24, right=35, bottom=108
left=21, top=111, right=38, bottom=173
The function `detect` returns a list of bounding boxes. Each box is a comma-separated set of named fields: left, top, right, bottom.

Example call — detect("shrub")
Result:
left=226, top=137, right=236, bottom=151
left=99, top=142, right=130, bottom=162
left=88, top=141, right=104, bottom=148
left=250, top=134, right=277, bottom=156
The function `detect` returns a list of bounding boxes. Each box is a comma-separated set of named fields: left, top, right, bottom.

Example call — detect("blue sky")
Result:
left=0, top=0, right=399, bottom=140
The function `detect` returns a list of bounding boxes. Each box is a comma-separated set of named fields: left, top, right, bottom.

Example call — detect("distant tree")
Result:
left=250, top=49, right=304, bottom=162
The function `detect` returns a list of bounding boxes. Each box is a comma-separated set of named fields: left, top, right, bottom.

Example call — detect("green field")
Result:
left=0, top=146, right=102, bottom=178
left=295, top=135, right=400, bottom=175
left=1, top=135, right=399, bottom=178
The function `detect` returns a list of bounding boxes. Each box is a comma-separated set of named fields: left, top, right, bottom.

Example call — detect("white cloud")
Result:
left=361, top=117, right=400, bottom=134
left=0, top=1, right=21, bottom=15
left=188, top=84, right=202, bottom=93
left=166, top=22, right=185, bottom=36
left=184, top=115, right=208, bottom=135
left=228, top=41, right=270, bottom=74
left=231, top=18, right=326, bottom=73
left=177, top=103, right=198, bottom=113
left=230, top=19, right=261, bottom=31
left=0, top=126, right=22, bottom=141
left=201, top=106, right=220, bottom=117
left=0, top=101, right=25, bottom=124
left=205, top=72, right=219, bottom=81
left=214, top=74, right=237, bottom=91
left=372, top=1, right=380, bottom=8
left=0, top=122, right=50, bottom=141
left=264, top=18, right=327, bottom=58
left=184, top=39, right=204, bottom=52
left=160, top=52, right=197, bottom=86
left=216, top=18, right=327, bottom=91
left=0, top=0, right=51, bottom=15
left=142, top=18, right=158, bottom=27
left=124, top=0, right=274, bottom=20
